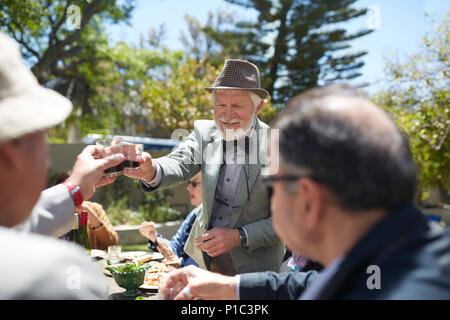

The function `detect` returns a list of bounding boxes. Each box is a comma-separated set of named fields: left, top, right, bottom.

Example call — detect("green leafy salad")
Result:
left=105, top=262, right=150, bottom=274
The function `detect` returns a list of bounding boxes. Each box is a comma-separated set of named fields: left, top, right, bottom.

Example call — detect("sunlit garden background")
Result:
left=1, top=0, right=448, bottom=229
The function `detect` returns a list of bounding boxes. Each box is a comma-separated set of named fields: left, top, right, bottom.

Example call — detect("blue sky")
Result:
left=108, top=0, right=450, bottom=93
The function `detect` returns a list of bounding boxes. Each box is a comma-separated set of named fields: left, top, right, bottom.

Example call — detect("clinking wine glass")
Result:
left=96, top=138, right=124, bottom=177
left=122, top=142, right=143, bottom=172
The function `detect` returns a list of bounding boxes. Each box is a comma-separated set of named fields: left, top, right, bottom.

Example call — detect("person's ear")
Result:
left=298, top=178, right=324, bottom=230
left=0, top=140, right=23, bottom=171
left=255, top=100, right=264, bottom=115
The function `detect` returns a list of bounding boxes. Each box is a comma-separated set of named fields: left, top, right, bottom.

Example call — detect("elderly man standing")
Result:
left=0, top=32, right=124, bottom=299
left=126, top=59, right=284, bottom=275
left=163, top=84, right=450, bottom=300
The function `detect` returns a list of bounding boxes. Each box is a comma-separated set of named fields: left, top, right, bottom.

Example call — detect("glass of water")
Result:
left=107, top=245, right=122, bottom=264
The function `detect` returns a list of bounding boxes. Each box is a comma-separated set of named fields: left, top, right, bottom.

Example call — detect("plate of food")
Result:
left=120, top=251, right=164, bottom=263
left=120, top=251, right=148, bottom=261
left=140, top=272, right=159, bottom=290
left=139, top=261, right=170, bottom=290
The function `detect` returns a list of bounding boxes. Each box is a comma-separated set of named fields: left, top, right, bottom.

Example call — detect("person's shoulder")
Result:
left=0, top=227, right=107, bottom=299
left=193, top=119, right=217, bottom=132
left=364, top=226, right=450, bottom=299
left=191, top=120, right=220, bottom=143
left=255, top=117, right=270, bottom=130
left=190, top=204, right=203, bottom=215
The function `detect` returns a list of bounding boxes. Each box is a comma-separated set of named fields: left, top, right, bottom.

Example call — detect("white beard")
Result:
left=215, top=116, right=254, bottom=141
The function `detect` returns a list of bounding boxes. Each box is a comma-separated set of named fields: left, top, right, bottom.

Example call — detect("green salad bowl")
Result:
left=106, top=263, right=149, bottom=296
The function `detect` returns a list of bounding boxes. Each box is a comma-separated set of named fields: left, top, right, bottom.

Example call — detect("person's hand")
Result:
left=156, top=237, right=178, bottom=262
left=195, top=227, right=240, bottom=257
left=139, top=221, right=157, bottom=242
left=163, top=265, right=237, bottom=300
left=65, top=145, right=125, bottom=200
left=123, top=151, right=156, bottom=182
left=76, top=204, right=102, bottom=229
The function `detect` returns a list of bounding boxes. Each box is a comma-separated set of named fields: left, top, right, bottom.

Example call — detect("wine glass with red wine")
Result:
left=96, top=138, right=124, bottom=177
left=123, top=142, right=143, bottom=172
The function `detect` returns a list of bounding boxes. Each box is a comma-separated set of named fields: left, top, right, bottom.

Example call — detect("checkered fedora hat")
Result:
left=205, top=59, right=269, bottom=99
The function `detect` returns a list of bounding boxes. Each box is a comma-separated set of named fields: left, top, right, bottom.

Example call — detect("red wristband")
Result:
left=62, top=181, right=84, bottom=208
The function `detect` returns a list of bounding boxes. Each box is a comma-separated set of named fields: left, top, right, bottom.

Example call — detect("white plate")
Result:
left=90, top=249, right=106, bottom=259
left=120, top=251, right=148, bottom=260
left=151, top=252, right=164, bottom=260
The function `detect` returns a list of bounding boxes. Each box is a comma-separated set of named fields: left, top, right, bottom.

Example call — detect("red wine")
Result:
left=104, top=161, right=124, bottom=176
left=123, top=160, right=139, bottom=169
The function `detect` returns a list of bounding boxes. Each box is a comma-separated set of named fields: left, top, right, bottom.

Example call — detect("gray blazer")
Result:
left=141, top=118, right=284, bottom=273
left=1, top=185, right=107, bottom=299
left=15, top=184, right=77, bottom=237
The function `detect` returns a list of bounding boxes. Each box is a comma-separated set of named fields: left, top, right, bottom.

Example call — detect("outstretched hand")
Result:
left=162, top=265, right=238, bottom=300
left=139, top=221, right=157, bottom=242
left=66, top=145, right=125, bottom=200
left=123, top=151, right=156, bottom=182
left=156, top=237, right=178, bottom=262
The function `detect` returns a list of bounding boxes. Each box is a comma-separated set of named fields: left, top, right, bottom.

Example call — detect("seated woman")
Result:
left=53, top=171, right=119, bottom=250
left=139, top=173, right=202, bottom=267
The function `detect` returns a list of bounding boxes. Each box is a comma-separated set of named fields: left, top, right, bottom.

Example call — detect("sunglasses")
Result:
left=187, top=180, right=201, bottom=188
left=262, top=174, right=317, bottom=198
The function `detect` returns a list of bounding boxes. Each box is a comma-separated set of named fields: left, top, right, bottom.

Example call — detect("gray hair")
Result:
left=212, top=90, right=263, bottom=110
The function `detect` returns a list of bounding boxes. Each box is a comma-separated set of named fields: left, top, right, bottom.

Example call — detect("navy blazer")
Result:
left=239, top=204, right=450, bottom=299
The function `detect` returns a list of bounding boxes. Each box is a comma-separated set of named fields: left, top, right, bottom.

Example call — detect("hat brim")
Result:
left=204, top=86, right=269, bottom=99
left=0, top=86, right=72, bottom=144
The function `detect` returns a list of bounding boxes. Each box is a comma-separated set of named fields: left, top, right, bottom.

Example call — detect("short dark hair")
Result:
left=273, top=84, right=417, bottom=211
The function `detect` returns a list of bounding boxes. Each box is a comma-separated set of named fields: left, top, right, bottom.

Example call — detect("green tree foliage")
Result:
left=75, top=42, right=178, bottom=137
left=372, top=13, right=449, bottom=201
left=0, top=0, right=135, bottom=83
left=141, top=56, right=218, bottom=133
left=179, top=11, right=237, bottom=66
left=205, top=0, right=372, bottom=102
left=0, top=0, right=141, bottom=139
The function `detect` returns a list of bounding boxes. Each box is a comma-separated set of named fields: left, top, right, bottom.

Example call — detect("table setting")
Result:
left=91, top=247, right=179, bottom=300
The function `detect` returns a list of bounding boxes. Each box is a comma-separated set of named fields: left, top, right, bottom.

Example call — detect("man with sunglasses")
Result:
left=161, top=84, right=450, bottom=300
left=126, top=59, right=284, bottom=275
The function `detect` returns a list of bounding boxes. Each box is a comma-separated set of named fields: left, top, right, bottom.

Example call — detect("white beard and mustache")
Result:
left=215, top=116, right=254, bottom=141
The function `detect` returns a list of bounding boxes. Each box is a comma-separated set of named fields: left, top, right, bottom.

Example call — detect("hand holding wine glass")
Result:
left=65, top=145, right=125, bottom=200
left=123, top=151, right=157, bottom=182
